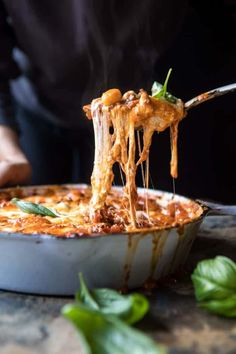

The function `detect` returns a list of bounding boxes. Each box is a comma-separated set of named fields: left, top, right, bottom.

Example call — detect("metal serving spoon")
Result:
left=184, top=83, right=236, bottom=111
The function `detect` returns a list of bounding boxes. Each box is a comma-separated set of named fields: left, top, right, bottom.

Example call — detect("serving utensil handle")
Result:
left=185, top=83, right=236, bottom=111
left=197, top=199, right=236, bottom=216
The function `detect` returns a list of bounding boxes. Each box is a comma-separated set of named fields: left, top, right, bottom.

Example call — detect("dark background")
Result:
left=142, top=0, right=236, bottom=203
left=3, top=0, right=235, bottom=203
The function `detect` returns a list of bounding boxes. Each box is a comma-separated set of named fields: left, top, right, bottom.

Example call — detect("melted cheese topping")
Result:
left=84, top=89, right=185, bottom=229
left=0, top=186, right=203, bottom=237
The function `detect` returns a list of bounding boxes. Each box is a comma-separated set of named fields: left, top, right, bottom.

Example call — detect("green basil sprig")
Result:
left=62, top=274, right=166, bottom=354
left=11, top=198, right=60, bottom=218
left=76, top=273, right=149, bottom=324
left=151, top=68, right=178, bottom=104
left=62, top=304, right=165, bottom=354
left=191, top=256, right=236, bottom=317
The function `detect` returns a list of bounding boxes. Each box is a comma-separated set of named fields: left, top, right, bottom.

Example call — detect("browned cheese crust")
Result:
left=0, top=186, right=203, bottom=237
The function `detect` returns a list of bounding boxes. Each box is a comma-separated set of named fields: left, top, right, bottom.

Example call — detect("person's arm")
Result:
left=0, top=1, right=20, bottom=130
left=0, top=1, right=31, bottom=186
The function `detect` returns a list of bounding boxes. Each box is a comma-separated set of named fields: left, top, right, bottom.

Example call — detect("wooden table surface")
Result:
left=0, top=215, right=235, bottom=354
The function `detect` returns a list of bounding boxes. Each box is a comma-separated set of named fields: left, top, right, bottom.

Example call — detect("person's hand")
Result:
left=0, top=125, right=32, bottom=186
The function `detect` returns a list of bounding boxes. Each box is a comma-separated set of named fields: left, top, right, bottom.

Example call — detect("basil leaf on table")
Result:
left=76, top=273, right=149, bottom=324
left=62, top=304, right=165, bottom=354
left=151, top=68, right=178, bottom=104
left=191, top=256, right=236, bottom=317
left=200, top=295, right=236, bottom=318
left=11, top=198, right=60, bottom=218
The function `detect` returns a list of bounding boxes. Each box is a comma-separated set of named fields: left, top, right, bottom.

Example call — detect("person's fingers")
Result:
left=0, top=126, right=32, bottom=186
left=0, top=161, right=32, bottom=187
left=0, top=161, right=12, bottom=186
left=10, top=162, right=32, bottom=185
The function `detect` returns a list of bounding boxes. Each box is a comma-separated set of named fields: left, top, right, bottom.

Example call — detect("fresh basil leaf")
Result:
left=76, top=273, right=101, bottom=310
left=62, top=304, right=166, bottom=354
left=76, top=273, right=149, bottom=324
left=11, top=198, right=60, bottom=218
left=123, top=293, right=149, bottom=324
left=151, top=68, right=178, bottom=104
left=164, top=92, right=178, bottom=104
left=151, top=81, right=163, bottom=97
left=192, top=256, right=236, bottom=301
left=192, top=256, right=236, bottom=317
left=200, top=295, right=236, bottom=318
left=162, top=68, right=172, bottom=97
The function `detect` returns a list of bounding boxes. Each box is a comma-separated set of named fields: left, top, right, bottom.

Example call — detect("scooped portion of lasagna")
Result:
left=83, top=86, right=185, bottom=229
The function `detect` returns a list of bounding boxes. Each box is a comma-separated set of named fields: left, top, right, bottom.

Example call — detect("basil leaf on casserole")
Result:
left=11, top=198, right=60, bottom=218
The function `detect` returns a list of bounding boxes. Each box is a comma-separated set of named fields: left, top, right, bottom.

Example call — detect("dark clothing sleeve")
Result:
left=0, top=1, right=20, bottom=131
